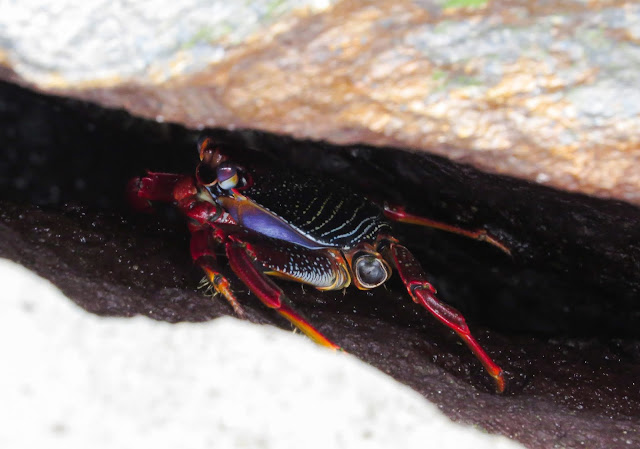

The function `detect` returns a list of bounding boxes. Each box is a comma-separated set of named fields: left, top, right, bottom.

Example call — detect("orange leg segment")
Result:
left=190, top=228, right=245, bottom=317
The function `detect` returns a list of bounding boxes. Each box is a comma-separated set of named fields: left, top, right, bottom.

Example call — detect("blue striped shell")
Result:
left=240, top=170, right=391, bottom=249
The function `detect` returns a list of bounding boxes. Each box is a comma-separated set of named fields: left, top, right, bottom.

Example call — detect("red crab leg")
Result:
left=381, top=240, right=505, bottom=393
left=383, top=204, right=511, bottom=255
left=128, top=171, right=242, bottom=317
left=225, top=240, right=341, bottom=350
left=190, top=228, right=244, bottom=317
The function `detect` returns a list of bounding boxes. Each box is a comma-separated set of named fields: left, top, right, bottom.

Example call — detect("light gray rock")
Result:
left=0, top=258, right=523, bottom=449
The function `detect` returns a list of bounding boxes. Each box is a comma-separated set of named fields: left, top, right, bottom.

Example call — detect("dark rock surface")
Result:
left=6, top=1, right=640, bottom=204
left=1, top=81, right=640, bottom=448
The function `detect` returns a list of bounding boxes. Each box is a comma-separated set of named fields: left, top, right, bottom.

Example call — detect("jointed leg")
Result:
left=225, top=240, right=340, bottom=350
left=383, top=204, right=511, bottom=255
left=190, top=228, right=244, bottom=317
left=381, top=239, right=505, bottom=393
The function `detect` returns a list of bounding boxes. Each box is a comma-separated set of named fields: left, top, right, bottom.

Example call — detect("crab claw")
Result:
left=126, top=177, right=155, bottom=213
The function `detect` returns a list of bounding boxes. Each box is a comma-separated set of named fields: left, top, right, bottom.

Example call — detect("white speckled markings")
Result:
left=0, top=258, right=523, bottom=449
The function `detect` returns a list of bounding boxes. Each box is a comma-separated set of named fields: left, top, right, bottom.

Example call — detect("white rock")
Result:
left=0, top=258, right=522, bottom=449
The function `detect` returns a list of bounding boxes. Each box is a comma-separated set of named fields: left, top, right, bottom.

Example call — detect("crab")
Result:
left=128, top=137, right=509, bottom=392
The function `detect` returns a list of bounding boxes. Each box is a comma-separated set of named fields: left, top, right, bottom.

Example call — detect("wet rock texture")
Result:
left=2, top=82, right=640, bottom=449
left=3, top=0, right=640, bottom=205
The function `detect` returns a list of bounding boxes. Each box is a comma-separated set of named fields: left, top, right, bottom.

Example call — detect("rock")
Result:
left=2, top=1, right=640, bottom=203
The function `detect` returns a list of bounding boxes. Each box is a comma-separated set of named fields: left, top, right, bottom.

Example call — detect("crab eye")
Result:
left=217, top=162, right=238, bottom=190
left=196, top=163, right=217, bottom=186
left=354, top=253, right=390, bottom=289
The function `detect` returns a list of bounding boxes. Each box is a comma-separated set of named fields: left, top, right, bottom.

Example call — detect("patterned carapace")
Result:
left=240, top=170, right=391, bottom=249
left=129, top=137, right=509, bottom=393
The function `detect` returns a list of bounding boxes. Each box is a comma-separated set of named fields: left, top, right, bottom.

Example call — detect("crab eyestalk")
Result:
left=216, top=162, right=239, bottom=190
left=196, top=162, right=217, bottom=187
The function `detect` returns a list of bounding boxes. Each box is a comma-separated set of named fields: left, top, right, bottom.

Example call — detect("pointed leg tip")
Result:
left=232, top=303, right=246, bottom=319
left=493, top=370, right=506, bottom=394
left=323, top=341, right=342, bottom=352
left=488, top=237, right=512, bottom=257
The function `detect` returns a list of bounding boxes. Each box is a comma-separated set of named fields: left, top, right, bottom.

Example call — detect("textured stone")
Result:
left=2, top=1, right=640, bottom=204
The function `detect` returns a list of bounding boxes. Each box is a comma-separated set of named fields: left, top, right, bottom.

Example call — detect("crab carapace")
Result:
left=128, top=137, right=509, bottom=392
